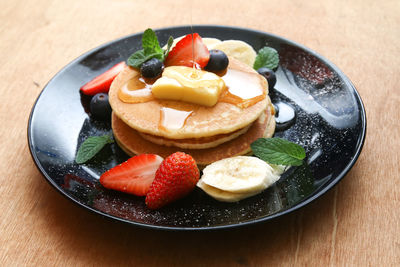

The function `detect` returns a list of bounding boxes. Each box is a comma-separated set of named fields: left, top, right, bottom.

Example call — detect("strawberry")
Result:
left=145, top=152, right=200, bottom=209
left=164, top=33, right=210, bottom=68
left=80, top=61, right=126, bottom=95
left=100, top=154, right=163, bottom=196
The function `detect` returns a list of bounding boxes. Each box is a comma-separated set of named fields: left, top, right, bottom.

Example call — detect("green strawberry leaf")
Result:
left=251, top=137, right=306, bottom=166
left=75, top=134, right=114, bottom=164
left=253, top=47, right=279, bottom=70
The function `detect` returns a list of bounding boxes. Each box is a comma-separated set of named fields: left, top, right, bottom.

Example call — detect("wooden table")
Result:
left=1, top=0, right=399, bottom=265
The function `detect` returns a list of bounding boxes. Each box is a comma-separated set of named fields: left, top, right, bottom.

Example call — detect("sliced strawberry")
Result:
left=80, top=61, right=126, bottom=95
left=165, top=33, right=210, bottom=68
left=100, top=154, right=163, bottom=196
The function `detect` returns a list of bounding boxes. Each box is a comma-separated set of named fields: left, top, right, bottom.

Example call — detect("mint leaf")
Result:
left=142, top=28, right=163, bottom=56
left=253, top=47, right=279, bottom=70
left=164, top=36, right=174, bottom=58
left=75, top=134, right=114, bottom=164
left=127, top=50, right=163, bottom=68
left=251, top=138, right=305, bottom=166
left=151, top=52, right=164, bottom=61
left=127, top=49, right=146, bottom=68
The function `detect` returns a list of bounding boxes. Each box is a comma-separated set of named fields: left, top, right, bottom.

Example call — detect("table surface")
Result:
left=1, top=0, right=399, bottom=266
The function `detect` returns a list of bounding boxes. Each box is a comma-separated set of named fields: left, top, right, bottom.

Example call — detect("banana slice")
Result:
left=162, top=36, right=222, bottom=50
left=199, top=156, right=280, bottom=194
left=197, top=156, right=286, bottom=202
left=202, top=37, right=222, bottom=48
left=208, top=40, right=256, bottom=67
left=197, top=179, right=263, bottom=202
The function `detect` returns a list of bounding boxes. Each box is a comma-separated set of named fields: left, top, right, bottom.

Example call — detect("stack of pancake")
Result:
left=108, top=57, right=275, bottom=168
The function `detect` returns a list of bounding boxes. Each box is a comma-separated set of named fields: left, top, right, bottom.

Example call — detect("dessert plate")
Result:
left=28, top=25, right=366, bottom=230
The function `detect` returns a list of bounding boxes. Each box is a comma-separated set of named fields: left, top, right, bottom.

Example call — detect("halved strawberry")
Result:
left=165, top=33, right=210, bottom=68
left=100, top=154, right=163, bottom=196
left=80, top=61, right=126, bottom=95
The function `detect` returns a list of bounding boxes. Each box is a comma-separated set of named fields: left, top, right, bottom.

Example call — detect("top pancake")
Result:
left=108, top=57, right=269, bottom=139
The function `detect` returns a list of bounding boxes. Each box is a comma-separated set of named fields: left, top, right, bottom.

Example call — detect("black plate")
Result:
left=28, top=25, right=366, bottom=230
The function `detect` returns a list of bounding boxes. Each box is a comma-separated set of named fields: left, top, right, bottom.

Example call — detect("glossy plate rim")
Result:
left=27, top=25, right=367, bottom=231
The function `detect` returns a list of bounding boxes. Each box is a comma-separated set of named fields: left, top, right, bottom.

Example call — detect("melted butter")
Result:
left=159, top=106, right=193, bottom=132
left=151, top=66, right=225, bottom=107
left=159, top=66, right=224, bottom=92
left=118, top=74, right=154, bottom=103
left=219, top=68, right=266, bottom=108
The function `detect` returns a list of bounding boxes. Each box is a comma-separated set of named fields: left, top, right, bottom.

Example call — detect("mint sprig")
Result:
left=253, top=47, right=279, bottom=70
left=164, top=36, right=174, bottom=58
left=127, top=28, right=173, bottom=68
left=251, top=138, right=306, bottom=166
left=127, top=50, right=161, bottom=68
left=75, top=134, right=114, bottom=164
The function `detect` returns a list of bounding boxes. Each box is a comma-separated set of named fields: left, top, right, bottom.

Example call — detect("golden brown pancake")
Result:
left=112, top=104, right=275, bottom=167
left=138, top=124, right=251, bottom=149
left=108, top=57, right=269, bottom=139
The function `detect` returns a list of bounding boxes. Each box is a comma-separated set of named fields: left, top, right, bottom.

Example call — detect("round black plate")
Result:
left=28, top=25, right=366, bottom=230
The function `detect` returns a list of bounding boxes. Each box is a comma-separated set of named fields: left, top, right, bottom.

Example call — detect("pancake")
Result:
left=108, top=57, right=269, bottom=139
left=138, top=124, right=251, bottom=149
left=112, top=103, right=275, bottom=167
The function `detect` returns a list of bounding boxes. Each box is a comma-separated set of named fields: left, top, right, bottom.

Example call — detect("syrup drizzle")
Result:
left=219, top=68, right=265, bottom=108
left=190, top=0, right=195, bottom=70
left=118, top=74, right=154, bottom=103
left=159, top=107, right=193, bottom=132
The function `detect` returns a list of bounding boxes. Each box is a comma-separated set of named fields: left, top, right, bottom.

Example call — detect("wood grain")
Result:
left=1, top=0, right=399, bottom=266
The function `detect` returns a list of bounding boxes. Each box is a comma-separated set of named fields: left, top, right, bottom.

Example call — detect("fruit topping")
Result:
left=100, top=154, right=164, bottom=196
left=208, top=40, right=256, bottom=67
left=140, top=58, right=164, bottom=78
left=205, top=49, right=229, bottom=72
left=151, top=66, right=225, bottom=107
left=197, top=156, right=284, bottom=202
left=257, top=67, right=276, bottom=91
left=145, top=152, right=200, bottom=209
left=80, top=61, right=126, bottom=95
left=164, top=33, right=210, bottom=68
left=90, top=93, right=112, bottom=120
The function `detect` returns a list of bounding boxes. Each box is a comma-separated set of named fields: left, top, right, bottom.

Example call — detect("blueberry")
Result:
left=140, top=58, right=163, bottom=78
left=257, top=67, right=276, bottom=90
left=90, top=93, right=112, bottom=121
left=205, top=49, right=229, bottom=72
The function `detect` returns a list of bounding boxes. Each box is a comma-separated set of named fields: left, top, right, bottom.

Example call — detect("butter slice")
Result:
left=151, top=66, right=225, bottom=107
